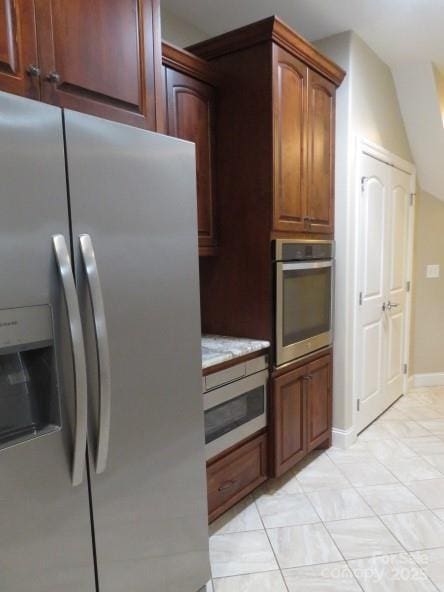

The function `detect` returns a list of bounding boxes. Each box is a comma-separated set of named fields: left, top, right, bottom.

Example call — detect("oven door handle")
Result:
left=282, top=261, right=333, bottom=271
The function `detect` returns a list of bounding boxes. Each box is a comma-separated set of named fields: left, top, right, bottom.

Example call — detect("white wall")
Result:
left=315, top=32, right=353, bottom=434
left=393, top=63, right=444, bottom=201
left=315, top=31, right=413, bottom=442
left=412, top=191, right=444, bottom=376
left=161, top=8, right=208, bottom=47
left=434, top=66, right=444, bottom=123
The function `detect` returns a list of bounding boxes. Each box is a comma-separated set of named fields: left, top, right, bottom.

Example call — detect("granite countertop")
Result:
left=202, top=335, right=271, bottom=370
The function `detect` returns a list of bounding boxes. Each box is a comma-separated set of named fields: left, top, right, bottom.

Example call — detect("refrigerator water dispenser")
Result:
left=0, top=305, right=60, bottom=449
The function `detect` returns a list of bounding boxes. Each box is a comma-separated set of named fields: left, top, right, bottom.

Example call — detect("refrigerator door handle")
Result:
left=53, top=234, right=88, bottom=487
left=79, top=234, right=111, bottom=474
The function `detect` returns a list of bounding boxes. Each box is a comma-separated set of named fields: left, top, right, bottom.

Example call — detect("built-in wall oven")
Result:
left=274, top=240, right=334, bottom=367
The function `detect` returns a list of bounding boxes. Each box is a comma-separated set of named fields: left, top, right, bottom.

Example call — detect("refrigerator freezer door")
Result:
left=0, top=93, right=96, bottom=590
left=64, top=110, right=210, bottom=592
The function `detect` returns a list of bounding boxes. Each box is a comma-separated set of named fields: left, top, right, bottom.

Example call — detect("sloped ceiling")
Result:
left=163, top=0, right=444, bottom=72
left=163, top=0, right=444, bottom=199
left=394, top=64, right=444, bottom=200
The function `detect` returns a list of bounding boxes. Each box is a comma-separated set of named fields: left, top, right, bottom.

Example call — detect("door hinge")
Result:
left=361, top=177, right=367, bottom=192
left=409, top=193, right=415, bottom=206
left=403, top=363, right=408, bottom=375
left=359, top=292, right=363, bottom=306
left=357, top=399, right=361, bottom=412
left=406, top=280, right=411, bottom=293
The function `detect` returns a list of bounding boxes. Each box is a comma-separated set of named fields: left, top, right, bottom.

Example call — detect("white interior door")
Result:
left=356, top=155, right=390, bottom=433
left=356, top=152, right=413, bottom=433
left=386, top=168, right=411, bottom=401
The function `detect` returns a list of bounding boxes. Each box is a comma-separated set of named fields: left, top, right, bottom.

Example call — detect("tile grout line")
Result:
left=209, top=390, right=444, bottom=589
left=408, top=550, right=441, bottom=592
left=302, top=483, right=367, bottom=591
left=252, top=496, right=291, bottom=592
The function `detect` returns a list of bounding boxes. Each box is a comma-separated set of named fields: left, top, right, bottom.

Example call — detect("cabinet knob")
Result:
left=218, top=479, right=236, bottom=493
left=26, top=64, right=41, bottom=78
left=46, top=71, right=61, bottom=84
left=303, top=216, right=311, bottom=225
left=303, top=375, right=313, bottom=381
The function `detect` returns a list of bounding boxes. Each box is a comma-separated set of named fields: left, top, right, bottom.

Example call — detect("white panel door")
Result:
left=386, top=168, right=411, bottom=401
left=356, top=154, right=390, bottom=433
left=356, top=153, right=413, bottom=434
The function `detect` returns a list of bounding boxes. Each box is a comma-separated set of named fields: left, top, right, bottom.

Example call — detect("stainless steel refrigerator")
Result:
left=0, top=91, right=210, bottom=592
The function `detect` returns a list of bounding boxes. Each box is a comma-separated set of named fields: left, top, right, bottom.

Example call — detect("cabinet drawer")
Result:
left=207, top=432, right=268, bottom=522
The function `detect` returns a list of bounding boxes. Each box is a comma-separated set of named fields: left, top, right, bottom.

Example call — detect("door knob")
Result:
left=387, top=301, right=400, bottom=310
left=26, top=64, right=41, bottom=78
left=46, top=71, right=61, bottom=84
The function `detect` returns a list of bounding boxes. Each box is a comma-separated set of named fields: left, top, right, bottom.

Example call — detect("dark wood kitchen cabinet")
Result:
left=272, top=349, right=332, bottom=477
left=191, top=17, right=344, bottom=340
left=273, top=47, right=308, bottom=234
left=306, top=352, right=333, bottom=450
left=273, top=46, right=335, bottom=235
left=207, top=431, right=268, bottom=523
left=272, top=363, right=307, bottom=477
left=0, top=0, right=164, bottom=130
left=0, top=0, right=39, bottom=99
left=163, top=42, right=218, bottom=255
left=306, top=70, right=335, bottom=234
left=189, top=17, right=342, bottom=243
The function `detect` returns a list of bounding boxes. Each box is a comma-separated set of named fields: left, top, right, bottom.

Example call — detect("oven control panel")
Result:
left=274, top=240, right=334, bottom=261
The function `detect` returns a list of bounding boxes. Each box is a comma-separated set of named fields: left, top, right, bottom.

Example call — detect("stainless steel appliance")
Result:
left=203, top=356, right=268, bottom=460
left=0, top=91, right=210, bottom=592
left=274, top=240, right=334, bottom=366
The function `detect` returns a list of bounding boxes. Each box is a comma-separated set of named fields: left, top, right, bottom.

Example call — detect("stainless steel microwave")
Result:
left=274, top=240, right=334, bottom=366
left=203, top=357, right=268, bottom=461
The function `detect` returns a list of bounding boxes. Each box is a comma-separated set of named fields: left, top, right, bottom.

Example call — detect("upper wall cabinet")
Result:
left=272, top=46, right=335, bottom=234
left=0, top=0, right=164, bottom=130
left=163, top=42, right=218, bottom=255
left=273, top=47, right=308, bottom=234
left=306, top=70, right=335, bottom=234
left=0, top=0, right=39, bottom=99
left=189, top=16, right=344, bottom=240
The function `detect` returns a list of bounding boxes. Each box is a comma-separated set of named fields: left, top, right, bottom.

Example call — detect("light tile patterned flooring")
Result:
left=205, top=387, right=444, bottom=591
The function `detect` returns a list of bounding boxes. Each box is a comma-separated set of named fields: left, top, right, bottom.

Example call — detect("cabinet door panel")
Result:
left=272, top=365, right=307, bottom=477
left=207, top=432, right=267, bottom=523
left=0, top=0, right=39, bottom=98
left=35, top=0, right=162, bottom=129
left=273, top=46, right=308, bottom=233
left=306, top=353, right=332, bottom=450
left=165, top=68, right=217, bottom=254
left=307, top=71, right=335, bottom=234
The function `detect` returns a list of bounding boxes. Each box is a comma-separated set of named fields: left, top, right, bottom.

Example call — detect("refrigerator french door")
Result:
left=0, top=92, right=210, bottom=592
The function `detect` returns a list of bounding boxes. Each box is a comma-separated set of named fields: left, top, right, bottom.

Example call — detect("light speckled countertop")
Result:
left=202, top=335, right=270, bottom=370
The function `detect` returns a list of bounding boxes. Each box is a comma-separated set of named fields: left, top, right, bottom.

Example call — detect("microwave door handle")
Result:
left=53, top=234, right=88, bottom=487
left=282, top=261, right=333, bottom=271
left=79, top=234, right=111, bottom=475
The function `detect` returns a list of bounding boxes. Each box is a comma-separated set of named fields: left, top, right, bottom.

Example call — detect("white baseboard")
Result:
left=409, top=373, right=444, bottom=388
left=332, top=426, right=357, bottom=449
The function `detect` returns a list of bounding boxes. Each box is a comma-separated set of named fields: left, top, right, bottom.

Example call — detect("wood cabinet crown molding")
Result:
left=187, top=15, right=346, bottom=87
left=162, top=41, right=220, bottom=86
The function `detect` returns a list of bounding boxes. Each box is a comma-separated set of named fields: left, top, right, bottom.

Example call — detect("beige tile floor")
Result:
left=205, top=387, right=444, bottom=591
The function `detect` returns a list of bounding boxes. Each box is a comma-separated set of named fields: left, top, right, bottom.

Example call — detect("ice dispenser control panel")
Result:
left=0, top=305, right=53, bottom=352
left=0, top=305, right=61, bottom=450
